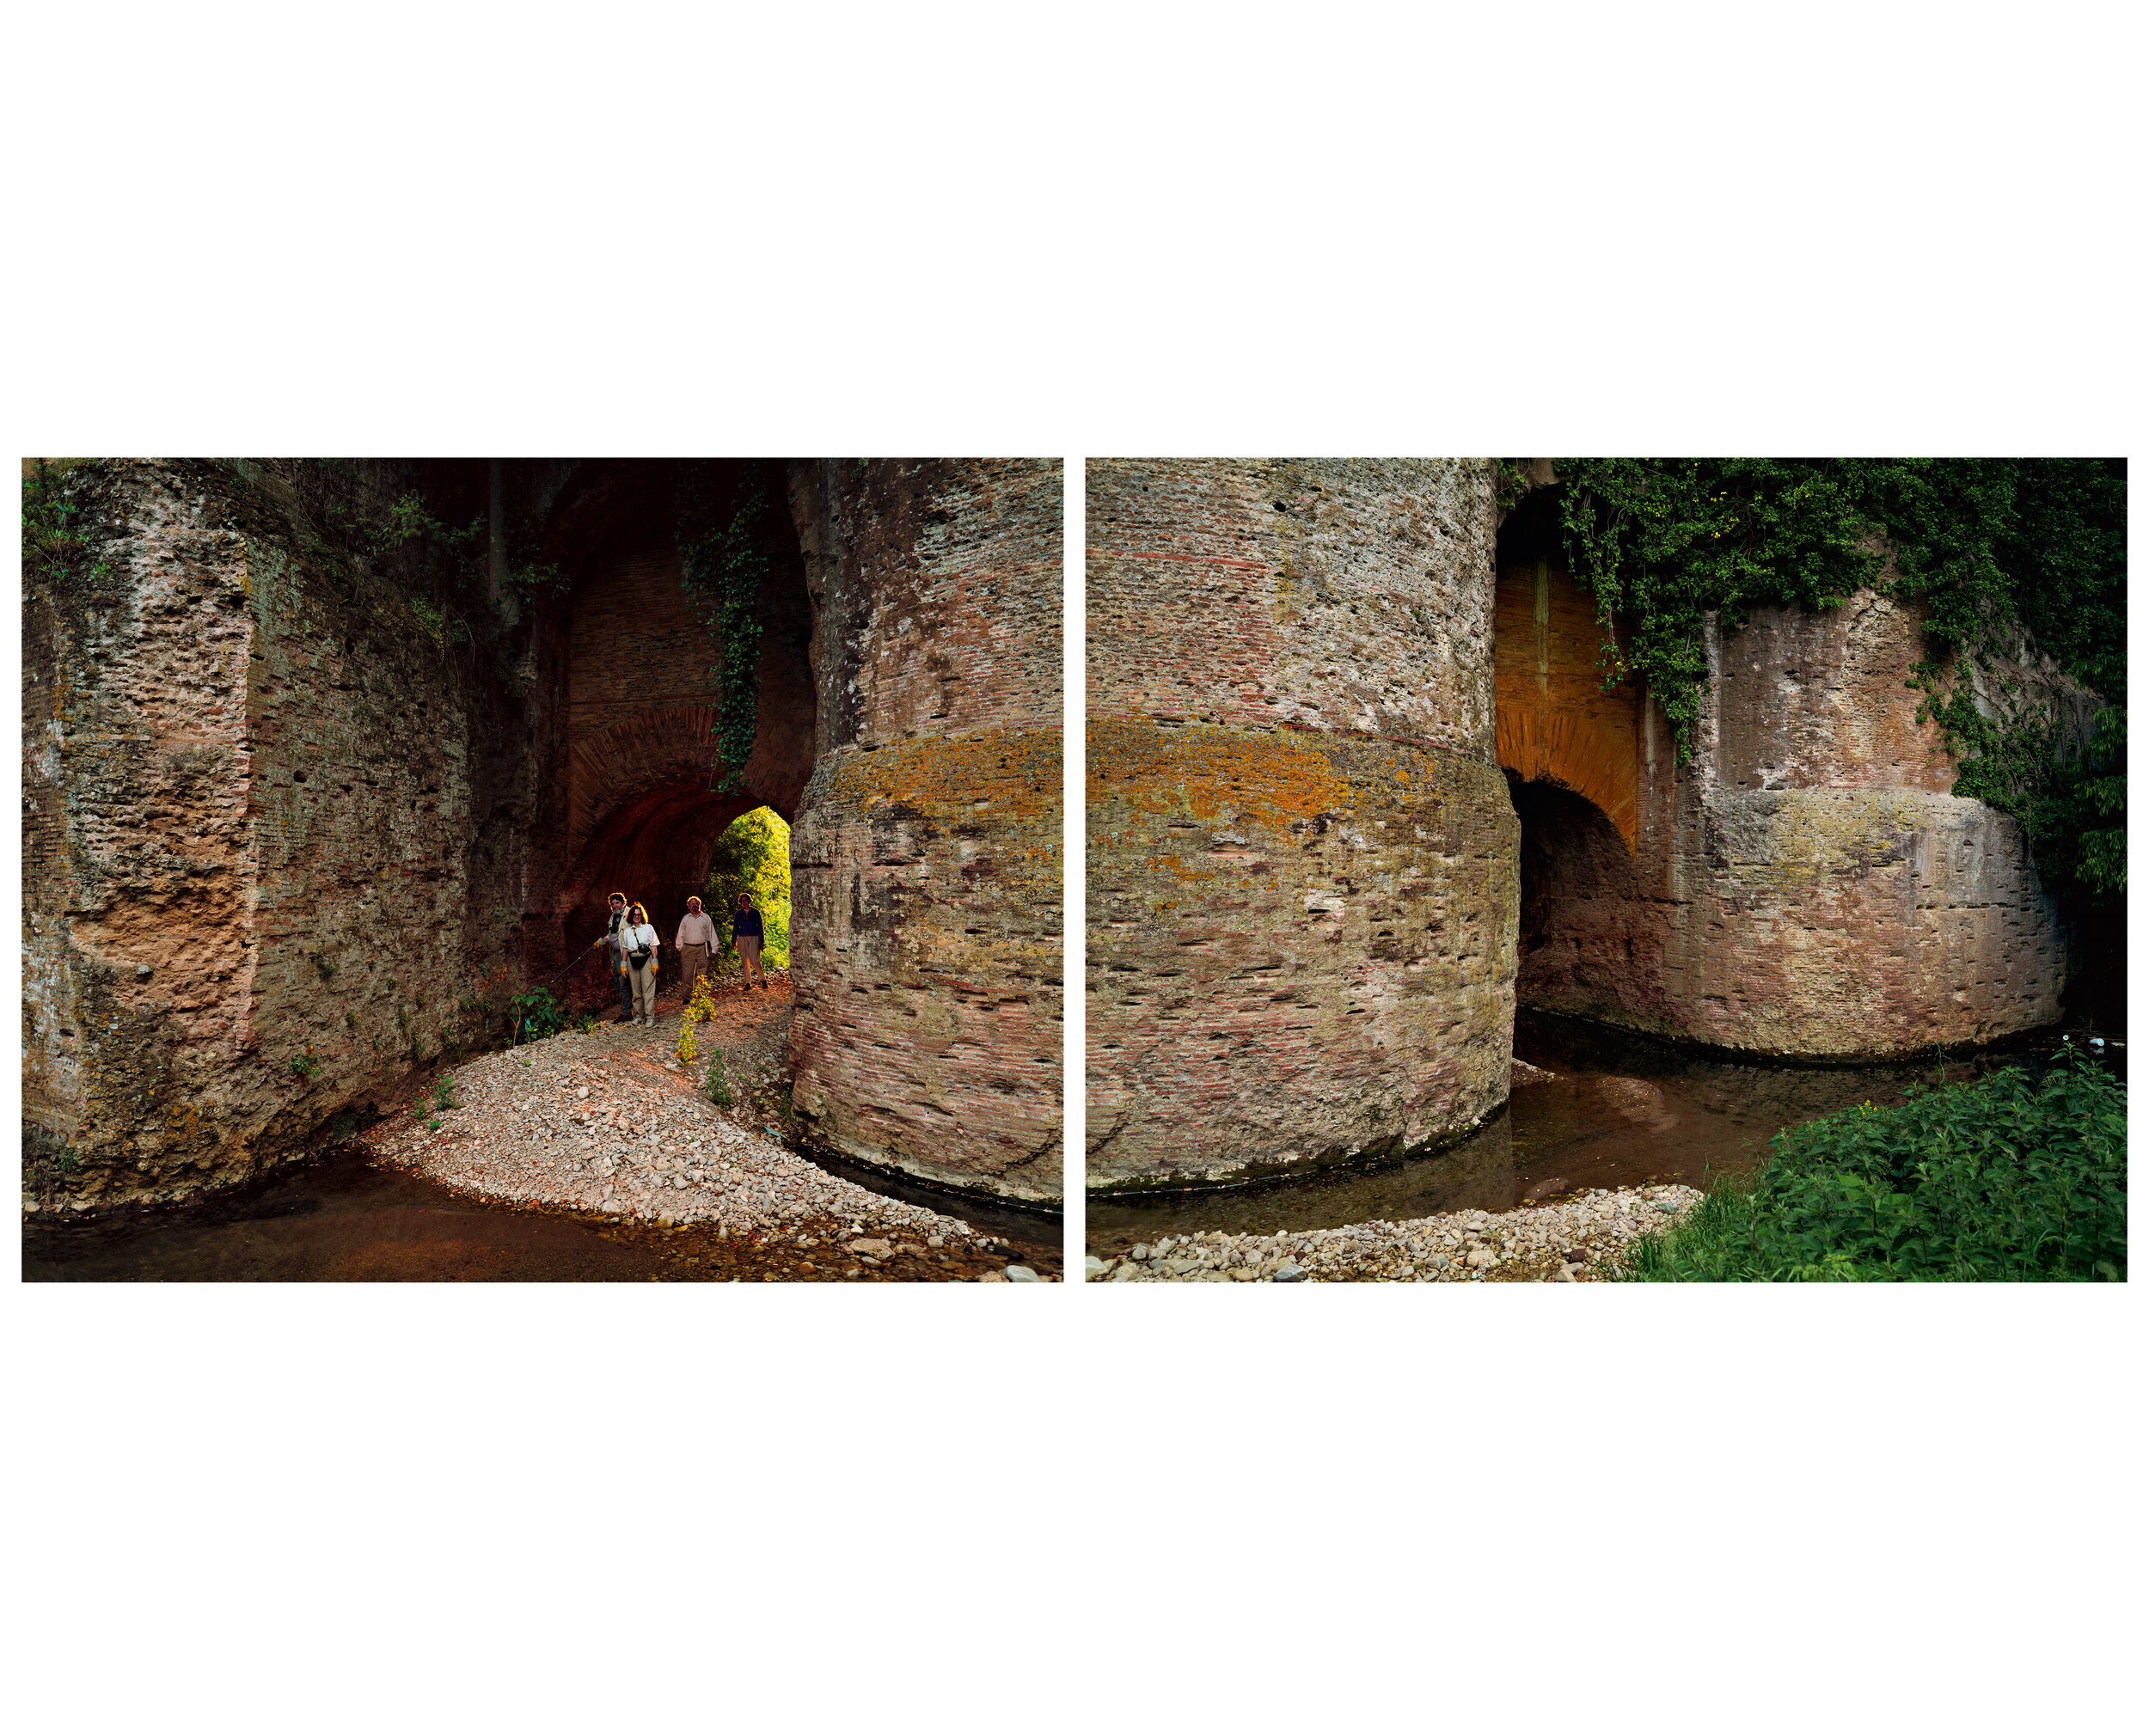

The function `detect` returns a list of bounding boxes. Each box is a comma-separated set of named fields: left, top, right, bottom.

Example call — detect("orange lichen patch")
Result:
left=817, top=726, right=1062, bottom=821
left=1087, top=717, right=1352, bottom=829
left=1493, top=561, right=1639, bottom=850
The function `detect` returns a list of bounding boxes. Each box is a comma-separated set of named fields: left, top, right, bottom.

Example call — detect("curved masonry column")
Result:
left=1087, top=458, right=1518, bottom=1192
left=783, top=460, right=1063, bottom=1202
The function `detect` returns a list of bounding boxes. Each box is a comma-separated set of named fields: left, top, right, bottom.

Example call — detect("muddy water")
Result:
left=1086, top=1012, right=2080, bottom=1259
left=22, top=1150, right=669, bottom=1283
left=22, top=1146, right=1063, bottom=1284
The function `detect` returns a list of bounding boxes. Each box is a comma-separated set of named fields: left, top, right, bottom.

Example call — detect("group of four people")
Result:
left=595, top=890, right=768, bottom=1027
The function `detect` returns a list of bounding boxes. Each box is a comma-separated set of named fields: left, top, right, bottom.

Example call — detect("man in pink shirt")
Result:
left=675, top=895, right=720, bottom=999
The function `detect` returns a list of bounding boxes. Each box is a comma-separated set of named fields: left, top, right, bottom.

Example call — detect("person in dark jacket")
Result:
left=591, top=890, right=635, bottom=1021
left=732, top=892, right=768, bottom=990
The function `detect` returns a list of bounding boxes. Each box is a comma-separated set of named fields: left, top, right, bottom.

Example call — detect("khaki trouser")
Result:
left=737, top=935, right=766, bottom=984
left=678, top=943, right=710, bottom=997
left=628, top=959, right=658, bottom=1021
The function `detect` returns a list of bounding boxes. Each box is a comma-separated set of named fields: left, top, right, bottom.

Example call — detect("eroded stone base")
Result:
left=1519, top=785, right=2066, bottom=1057
left=788, top=726, right=1063, bottom=1200
left=1086, top=718, right=1519, bottom=1189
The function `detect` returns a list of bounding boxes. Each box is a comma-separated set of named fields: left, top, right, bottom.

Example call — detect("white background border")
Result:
left=9, top=3, right=2140, bottom=1730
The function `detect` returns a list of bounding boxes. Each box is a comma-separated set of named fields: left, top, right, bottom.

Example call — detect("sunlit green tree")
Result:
left=704, top=807, right=792, bottom=968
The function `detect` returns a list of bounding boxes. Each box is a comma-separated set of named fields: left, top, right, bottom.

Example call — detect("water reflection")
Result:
left=23, top=1151, right=670, bottom=1282
left=1086, top=1012, right=2055, bottom=1258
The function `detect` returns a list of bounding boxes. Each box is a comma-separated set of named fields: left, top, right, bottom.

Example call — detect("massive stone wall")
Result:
left=1087, top=459, right=1519, bottom=1192
left=784, top=460, right=1065, bottom=1201
left=1496, top=559, right=2069, bottom=1056
left=22, top=459, right=552, bottom=1216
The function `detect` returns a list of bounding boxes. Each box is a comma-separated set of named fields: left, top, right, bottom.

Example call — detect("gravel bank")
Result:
left=1086, top=1183, right=1702, bottom=1282
left=364, top=992, right=1050, bottom=1281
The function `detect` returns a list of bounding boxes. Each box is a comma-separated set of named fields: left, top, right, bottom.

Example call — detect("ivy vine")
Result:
left=1536, top=458, right=2125, bottom=905
left=673, top=461, right=773, bottom=792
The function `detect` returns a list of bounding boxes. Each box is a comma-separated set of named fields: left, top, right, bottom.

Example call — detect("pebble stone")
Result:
left=366, top=1011, right=1011, bottom=1268
left=1089, top=1184, right=1704, bottom=1283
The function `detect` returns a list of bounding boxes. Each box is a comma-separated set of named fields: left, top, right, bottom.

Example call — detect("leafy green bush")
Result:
left=705, top=1051, right=735, bottom=1108
left=510, top=986, right=569, bottom=1042
left=1624, top=1051, right=2126, bottom=1282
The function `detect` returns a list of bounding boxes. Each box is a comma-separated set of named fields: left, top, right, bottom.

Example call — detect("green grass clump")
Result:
left=1623, top=1051, right=2126, bottom=1283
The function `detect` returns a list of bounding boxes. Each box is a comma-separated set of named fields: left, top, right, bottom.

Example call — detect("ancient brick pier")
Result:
left=785, top=460, right=1065, bottom=1201
left=1086, top=459, right=1521, bottom=1191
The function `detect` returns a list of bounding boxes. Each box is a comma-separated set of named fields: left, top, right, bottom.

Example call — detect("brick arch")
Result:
left=544, top=462, right=817, bottom=995
left=557, top=702, right=762, bottom=963
left=1492, top=557, right=1640, bottom=853
left=564, top=700, right=737, bottom=872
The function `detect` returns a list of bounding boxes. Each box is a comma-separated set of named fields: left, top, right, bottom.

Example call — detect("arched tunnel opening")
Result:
left=531, top=458, right=818, bottom=1016
left=1495, top=474, right=1565, bottom=572
left=1494, top=475, right=1648, bottom=1024
left=701, top=806, right=793, bottom=976
left=1507, top=775, right=1639, bottom=1002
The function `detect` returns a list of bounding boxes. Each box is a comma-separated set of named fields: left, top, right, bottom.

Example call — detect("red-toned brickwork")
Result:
left=789, top=730, right=1062, bottom=1199
left=22, top=459, right=554, bottom=1210
left=1086, top=459, right=1517, bottom=1192
left=1493, top=559, right=1641, bottom=849
left=540, top=477, right=816, bottom=978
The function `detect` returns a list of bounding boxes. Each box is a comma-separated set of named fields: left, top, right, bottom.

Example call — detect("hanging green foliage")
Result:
left=674, top=461, right=773, bottom=792
left=1541, top=457, right=2125, bottom=905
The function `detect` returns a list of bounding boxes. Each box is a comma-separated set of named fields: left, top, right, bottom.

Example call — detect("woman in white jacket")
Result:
left=621, top=902, right=661, bottom=1025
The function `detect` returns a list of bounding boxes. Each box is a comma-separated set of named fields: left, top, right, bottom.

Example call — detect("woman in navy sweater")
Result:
left=732, top=892, right=768, bottom=991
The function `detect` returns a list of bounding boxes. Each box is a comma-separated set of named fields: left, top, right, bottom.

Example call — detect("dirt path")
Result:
left=360, top=969, right=1059, bottom=1281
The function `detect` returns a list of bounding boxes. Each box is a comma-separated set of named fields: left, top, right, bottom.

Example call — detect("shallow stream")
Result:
left=1086, top=1013, right=2096, bottom=1260
left=22, top=1142, right=1062, bottom=1283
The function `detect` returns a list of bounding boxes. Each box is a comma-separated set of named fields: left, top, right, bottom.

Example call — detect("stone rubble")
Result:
left=363, top=1003, right=1044, bottom=1280
left=1088, top=1183, right=1703, bottom=1282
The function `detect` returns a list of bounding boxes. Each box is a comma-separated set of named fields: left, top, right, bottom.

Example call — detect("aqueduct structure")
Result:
left=1086, top=458, right=2072, bottom=1192
left=25, top=457, right=1063, bottom=1217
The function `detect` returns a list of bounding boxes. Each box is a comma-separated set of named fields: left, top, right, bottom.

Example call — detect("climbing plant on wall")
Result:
left=1540, top=457, right=2125, bottom=905
left=674, top=461, right=774, bottom=793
